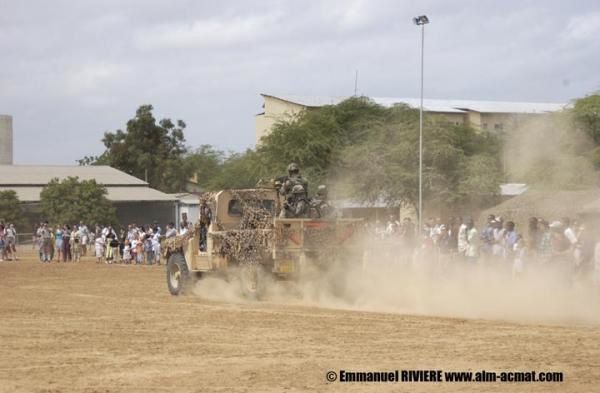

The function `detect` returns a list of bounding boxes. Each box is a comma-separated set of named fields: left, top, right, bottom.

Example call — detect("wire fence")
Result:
left=16, top=233, right=36, bottom=246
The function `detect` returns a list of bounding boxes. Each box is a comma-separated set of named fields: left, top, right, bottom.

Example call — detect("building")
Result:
left=0, top=115, right=13, bottom=165
left=169, top=192, right=201, bottom=224
left=0, top=165, right=179, bottom=228
left=255, top=94, right=566, bottom=143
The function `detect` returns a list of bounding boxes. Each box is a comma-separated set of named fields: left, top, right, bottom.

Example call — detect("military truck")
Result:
left=164, top=188, right=363, bottom=298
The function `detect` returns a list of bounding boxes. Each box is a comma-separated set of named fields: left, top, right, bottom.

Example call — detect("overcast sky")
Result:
left=1, top=0, right=599, bottom=164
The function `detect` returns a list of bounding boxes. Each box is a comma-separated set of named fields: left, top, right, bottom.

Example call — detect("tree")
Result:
left=573, top=94, right=600, bottom=144
left=257, top=98, right=503, bottom=212
left=79, top=105, right=191, bottom=193
left=205, top=149, right=267, bottom=190
left=0, top=190, right=23, bottom=225
left=257, top=97, right=388, bottom=186
left=339, top=104, right=503, bottom=212
left=184, top=145, right=225, bottom=189
left=40, top=177, right=117, bottom=226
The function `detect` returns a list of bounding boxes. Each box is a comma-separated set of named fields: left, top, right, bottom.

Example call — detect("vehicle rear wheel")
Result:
left=167, top=253, right=191, bottom=296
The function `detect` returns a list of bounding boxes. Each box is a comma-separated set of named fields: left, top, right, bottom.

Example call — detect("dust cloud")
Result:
left=192, top=249, right=600, bottom=326
left=503, top=111, right=599, bottom=188
left=191, top=111, right=600, bottom=326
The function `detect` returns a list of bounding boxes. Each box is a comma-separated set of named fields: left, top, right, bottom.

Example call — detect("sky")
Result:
left=1, top=0, right=599, bottom=164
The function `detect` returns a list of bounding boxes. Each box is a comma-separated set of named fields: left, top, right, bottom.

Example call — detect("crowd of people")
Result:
left=32, top=221, right=181, bottom=265
left=368, top=213, right=597, bottom=282
left=7, top=201, right=600, bottom=287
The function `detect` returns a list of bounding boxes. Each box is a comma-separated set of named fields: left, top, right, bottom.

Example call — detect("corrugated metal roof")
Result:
left=0, top=165, right=148, bottom=186
left=262, top=94, right=566, bottom=114
left=0, top=186, right=177, bottom=202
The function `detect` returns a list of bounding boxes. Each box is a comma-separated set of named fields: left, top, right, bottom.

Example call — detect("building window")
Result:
left=494, top=123, right=504, bottom=131
left=482, top=123, right=488, bottom=130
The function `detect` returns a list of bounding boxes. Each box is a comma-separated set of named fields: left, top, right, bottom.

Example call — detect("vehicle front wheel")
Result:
left=167, top=253, right=191, bottom=296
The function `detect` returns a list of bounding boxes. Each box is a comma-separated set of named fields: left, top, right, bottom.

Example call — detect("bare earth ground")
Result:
left=1, top=251, right=599, bottom=393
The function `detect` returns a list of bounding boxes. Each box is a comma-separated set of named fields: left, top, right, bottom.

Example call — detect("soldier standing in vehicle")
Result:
left=309, top=185, right=335, bottom=218
left=279, top=163, right=308, bottom=198
left=278, top=163, right=309, bottom=218
left=199, top=199, right=212, bottom=251
left=280, top=184, right=309, bottom=218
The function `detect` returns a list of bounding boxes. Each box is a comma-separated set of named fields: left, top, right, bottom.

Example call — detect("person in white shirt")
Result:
left=122, top=240, right=132, bottom=264
left=457, top=221, right=468, bottom=256
left=152, top=233, right=161, bottom=265
left=165, top=223, right=177, bottom=239
left=95, top=235, right=105, bottom=264
left=465, top=219, right=480, bottom=261
left=561, top=217, right=580, bottom=266
left=78, top=223, right=89, bottom=256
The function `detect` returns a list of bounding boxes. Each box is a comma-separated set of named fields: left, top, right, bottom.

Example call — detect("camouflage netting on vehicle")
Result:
left=211, top=189, right=276, bottom=265
left=162, top=225, right=197, bottom=255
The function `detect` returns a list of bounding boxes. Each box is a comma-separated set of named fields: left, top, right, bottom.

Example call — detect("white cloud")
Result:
left=133, top=13, right=281, bottom=50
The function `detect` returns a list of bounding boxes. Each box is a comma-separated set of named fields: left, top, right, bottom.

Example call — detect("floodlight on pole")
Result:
left=413, top=14, right=429, bottom=238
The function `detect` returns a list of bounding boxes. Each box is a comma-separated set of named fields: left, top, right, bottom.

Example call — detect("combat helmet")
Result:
left=287, top=163, right=300, bottom=176
left=317, top=185, right=327, bottom=196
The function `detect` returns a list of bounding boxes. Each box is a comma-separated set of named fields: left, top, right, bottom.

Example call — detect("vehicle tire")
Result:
left=240, top=263, right=263, bottom=300
left=167, top=253, right=191, bottom=296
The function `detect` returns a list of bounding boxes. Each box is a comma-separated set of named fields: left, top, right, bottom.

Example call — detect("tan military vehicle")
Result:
left=164, top=187, right=363, bottom=298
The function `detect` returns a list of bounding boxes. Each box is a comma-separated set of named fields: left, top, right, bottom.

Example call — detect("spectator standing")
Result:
left=480, top=215, right=496, bottom=256
left=528, top=217, right=541, bottom=255
left=457, top=218, right=468, bottom=256
left=144, top=233, right=154, bottom=264
left=95, top=234, right=105, bottom=263
left=165, top=223, right=177, bottom=239
left=40, top=223, right=52, bottom=262
left=5, top=223, right=17, bottom=261
left=152, top=232, right=161, bottom=265
left=135, top=234, right=144, bottom=264
left=62, top=225, right=72, bottom=262
left=123, top=240, right=132, bottom=264
left=54, top=226, right=63, bottom=262
left=503, top=221, right=518, bottom=261
left=79, top=222, right=89, bottom=256
left=537, top=220, right=553, bottom=260
left=71, top=227, right=81, bottom=262
left=0, top=224, right=5, bottom=261
left=465, top=219, right=480, bottom=262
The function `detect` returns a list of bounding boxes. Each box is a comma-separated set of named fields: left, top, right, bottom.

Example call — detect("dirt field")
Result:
left=1, top=252, right=599, bottom=392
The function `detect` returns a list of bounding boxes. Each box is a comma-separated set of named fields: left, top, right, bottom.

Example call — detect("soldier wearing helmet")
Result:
left=309, top=185, right=335, bottom=218
left=277, top=163, right=309, bottom=218
left=280, top=163, right=308, bottom=195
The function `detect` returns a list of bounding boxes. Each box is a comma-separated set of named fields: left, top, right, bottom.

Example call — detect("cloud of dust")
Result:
left=191, top=243, right=600, bottom=326
left=305, top=250, right=600, bottom=326
left=503, top=111, right=599, bottom=188
left=191, top=111, right=600, bottom=325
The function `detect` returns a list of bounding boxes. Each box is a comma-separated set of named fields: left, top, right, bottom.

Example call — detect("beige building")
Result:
left=255, top=94, right=566, bottom=143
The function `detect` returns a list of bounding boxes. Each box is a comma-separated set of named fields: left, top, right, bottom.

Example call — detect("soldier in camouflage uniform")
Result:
left=278, top=163, right=309, bottom=218
left=199, top=199, right=212, bottom=251
left=280, top=185, right=309, bottom=218
left=278, top=163, right=308, bottom=197
left=309, top=185, right=336, bottom=218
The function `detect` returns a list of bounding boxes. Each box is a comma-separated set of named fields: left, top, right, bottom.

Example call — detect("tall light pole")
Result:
left=413, top=14, right=429, bottom=237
